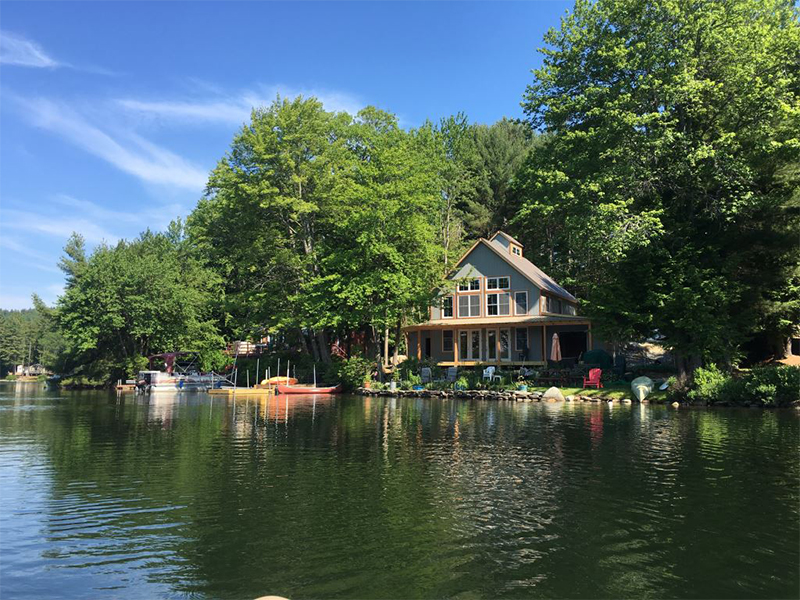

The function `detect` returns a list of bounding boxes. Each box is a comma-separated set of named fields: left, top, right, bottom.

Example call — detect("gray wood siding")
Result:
left=430, top=243, right=541, bottom=320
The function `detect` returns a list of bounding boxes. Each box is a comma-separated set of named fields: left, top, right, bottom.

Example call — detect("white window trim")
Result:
left=515, top=327, right=529, bottom=352
left=457, top=278, right=481, bottom=292
left=514, top=291, right=528, bottom=315
left=486, top=292, right=511, bottom=317
left=442, top=295, right=454, bottom=319
left=458, top=294, right=481, bottom=318
left=487, top=276, right=511, bottom=291
left=499, top=328, right=511, bottom=361
left=458, top=329, right=482, bottom=361
left=487, top=328, right=498, bottom=361
left=442, top=330, right=454, bottom=353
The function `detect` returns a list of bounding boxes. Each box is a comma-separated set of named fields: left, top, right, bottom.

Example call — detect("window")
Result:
left=459, top=330, right=481, bottom=360
left=516, top=328, right=528, bottom=352
left=545, top=296, right=562, bottom=314
left=442, top=296, right=453, bottom=318
left=514, top=291, right=528, bottom=315
left=563, top=303, right=577, bottom=316
left=499, top=329, right=511, bottom=360
left=471, top=330, right=481, bottom=360
left=487, top=330, right=497, bottom=360
left=458, top=278, right=480, bottom=292
left=511, top=246, right=522, bottom=256
left=442, top=330, right=454, bottom=352
left=487, top=276, right=510, bottom=290
left=487, top=292, right=510, bottom=316
left=458, top=295, right=480, bottom=317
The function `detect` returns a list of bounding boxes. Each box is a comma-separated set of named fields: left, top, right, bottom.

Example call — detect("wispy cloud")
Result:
left=1, top=207, right=119, bottom=244
left=0, top=30, right=115, bottom=74
left=0, top=237, right=61, bottom=273
left=26, top=98, right=208, bottom=190
left=0, top=31, right=59, bottom=68
left=117, top=84, right=365, bottom=127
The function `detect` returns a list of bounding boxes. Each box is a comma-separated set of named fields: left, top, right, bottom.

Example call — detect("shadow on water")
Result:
left=0, top=388, right=798, bottom=599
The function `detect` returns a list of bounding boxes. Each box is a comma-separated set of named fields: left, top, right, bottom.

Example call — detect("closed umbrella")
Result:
left=550, top=333, right=562, bottom=363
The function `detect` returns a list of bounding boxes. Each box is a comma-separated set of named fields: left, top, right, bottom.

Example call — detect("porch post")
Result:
left=542, top=324, right=547, bottom=363
left=587, top=322, right=593, bottom=350
left=453, top=330, right=459, bottom=366
left=417, top=331, right=422, bottom=360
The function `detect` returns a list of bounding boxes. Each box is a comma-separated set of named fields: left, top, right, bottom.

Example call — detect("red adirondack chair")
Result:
left=583, top=368, right=603, bottom=389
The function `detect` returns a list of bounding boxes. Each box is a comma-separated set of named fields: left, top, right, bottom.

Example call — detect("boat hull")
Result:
left=631, top=376, right=654, bottom=401
left=276, top=384, right=342, bottom=395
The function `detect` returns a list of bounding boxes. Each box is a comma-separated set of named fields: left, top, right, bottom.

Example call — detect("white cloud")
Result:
left=116, top=84, right=365, bottom=127
left=0, top=238, right=60, bottom=273
left=26, top=98, right=208, bottom=191
left=1, top=208, right=118, bottom=244
left=0, top=31, right=59, bottom=68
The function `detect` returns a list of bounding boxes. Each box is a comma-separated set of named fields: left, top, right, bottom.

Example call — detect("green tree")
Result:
left=56, top=224, right=224, bottom=381
left=189, top=96, right=351, bottom=361
left=517, top=0, right=800, bottom=374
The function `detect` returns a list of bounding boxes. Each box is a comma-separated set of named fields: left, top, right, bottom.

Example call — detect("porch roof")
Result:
left=403, top=315, right=590, bottom=332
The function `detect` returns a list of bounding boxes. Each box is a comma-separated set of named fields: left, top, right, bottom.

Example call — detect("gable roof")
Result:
left=490, top=231, right=524, bottom=247
left=454, top=236, right=577, bottom=303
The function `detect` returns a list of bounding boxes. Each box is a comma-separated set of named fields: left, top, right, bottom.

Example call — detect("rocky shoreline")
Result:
left=356, top=387, right=662, bottom=405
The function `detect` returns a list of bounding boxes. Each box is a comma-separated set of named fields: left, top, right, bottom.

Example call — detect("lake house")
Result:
left=404, top=231, right=599, bottom=367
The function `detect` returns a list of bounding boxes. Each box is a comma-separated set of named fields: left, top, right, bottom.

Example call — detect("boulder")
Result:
left=542, top=386, right=565, bottom=402
left=565, top=395, right=575, bottom=402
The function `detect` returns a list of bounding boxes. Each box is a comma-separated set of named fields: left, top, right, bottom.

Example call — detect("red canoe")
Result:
left=275, top=383, right=342, bottom=395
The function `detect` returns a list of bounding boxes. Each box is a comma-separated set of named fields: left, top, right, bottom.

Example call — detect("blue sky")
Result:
left=0, top=1, right=570, bottom=309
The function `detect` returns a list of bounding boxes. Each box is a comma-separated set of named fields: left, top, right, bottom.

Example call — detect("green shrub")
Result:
left=743, top=366, right=800, bottom=407
left=685, top=364, right=799, bottom=406
left=5, top=373, right=17, bottom=381
left=687, top=364, right=728, bottom=404
left=334, top=355, right=374, bottom=391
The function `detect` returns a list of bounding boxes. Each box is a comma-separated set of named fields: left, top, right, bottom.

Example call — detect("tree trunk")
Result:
left=392, top=317, right=402, bottom=367
left=316, top=330, right=331, bottom=364
left=677, top=353, right=702, bottom=381
left=370, top=324, right=383, bottom=382
left=301, top=328, right=319, bottom=362
left=383, top=326, right=390, bottom=369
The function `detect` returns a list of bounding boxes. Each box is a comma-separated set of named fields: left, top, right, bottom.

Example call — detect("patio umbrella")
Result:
left=550, top=333, right=562, bottom=363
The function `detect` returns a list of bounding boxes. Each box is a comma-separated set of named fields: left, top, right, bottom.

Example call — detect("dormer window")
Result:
left=511, top=245, right=522, bottom=257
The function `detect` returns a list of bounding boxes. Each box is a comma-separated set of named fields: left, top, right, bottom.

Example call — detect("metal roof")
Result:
left=404, top=314, right=589, bottom=331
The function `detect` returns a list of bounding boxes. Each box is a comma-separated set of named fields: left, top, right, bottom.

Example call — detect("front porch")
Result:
left=403, top=316, right=596, bottom=368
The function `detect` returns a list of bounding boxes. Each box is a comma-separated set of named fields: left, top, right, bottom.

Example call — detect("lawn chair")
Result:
left=583, top=368, right=603, bottom=389
left=446, top=367, right=458, bottom=383
left=482, top=366, right=501, bottom=382
left=519, top=366, right=535, bottom=379
left=420, top=367, right=432, bottom=384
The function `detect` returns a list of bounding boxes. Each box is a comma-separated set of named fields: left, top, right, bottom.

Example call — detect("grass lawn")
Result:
left=527, top=383, right=667, bottom=402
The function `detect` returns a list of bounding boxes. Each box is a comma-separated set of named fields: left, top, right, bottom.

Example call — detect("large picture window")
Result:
left=487, top=292, right=510, bottom=316
left=458, top=295, right=480, bottom=317
left=487, top=276, right=510, bottom=290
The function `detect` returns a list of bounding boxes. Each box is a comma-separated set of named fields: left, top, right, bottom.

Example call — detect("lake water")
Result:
left=1, top=385, right=798, bottom=599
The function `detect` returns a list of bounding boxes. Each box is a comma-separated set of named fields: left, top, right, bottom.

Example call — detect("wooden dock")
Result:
left=208, top=387, right=275, bottom=396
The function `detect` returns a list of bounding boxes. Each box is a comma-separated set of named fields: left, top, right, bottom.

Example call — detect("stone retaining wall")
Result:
left=356, top=387, right=660, bottom=404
